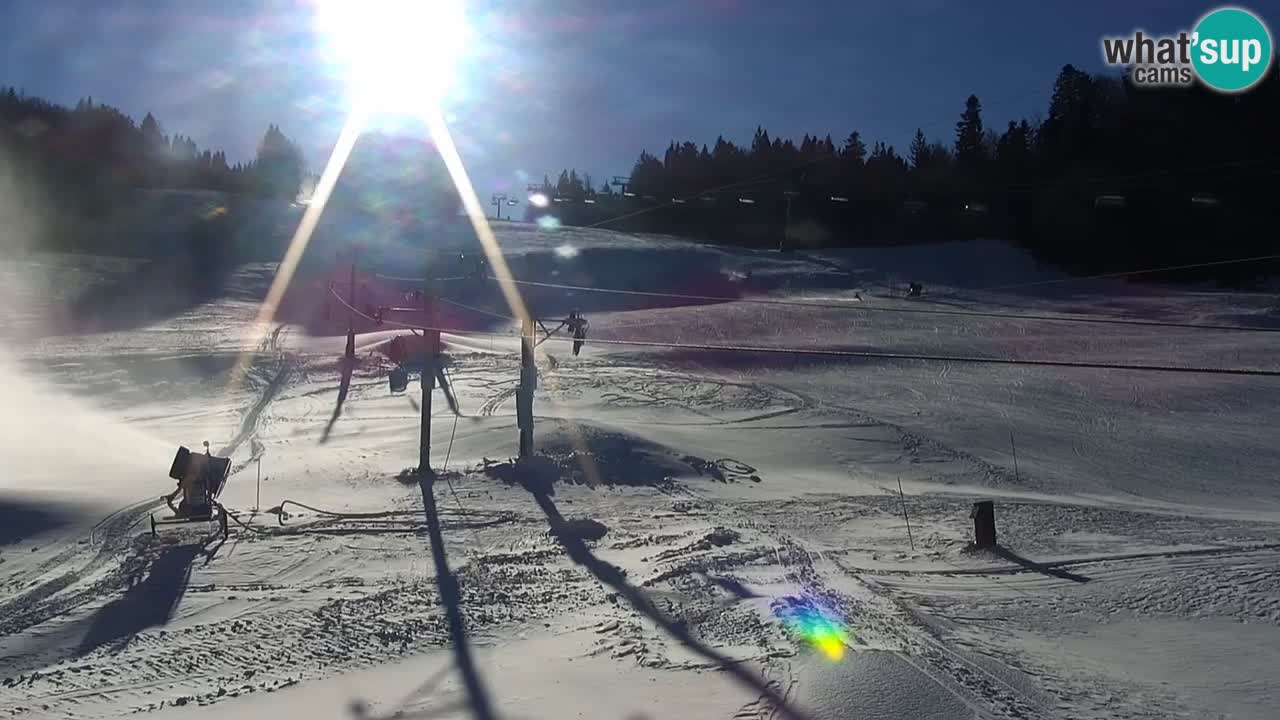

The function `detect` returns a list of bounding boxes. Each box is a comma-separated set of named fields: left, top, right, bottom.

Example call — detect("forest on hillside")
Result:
left=0, top=89, right=306, bottom=202
left=531, top=65, right=1280, bottom=286
left=0, top=88, right=307, bottom=255
left=0, top=88, right=463, bottom=259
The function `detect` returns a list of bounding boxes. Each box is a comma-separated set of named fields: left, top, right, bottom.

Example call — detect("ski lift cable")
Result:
left=328, top=289, right=1280, bottom=378
left=372, top=254, right=1280, bottom=333
left=437, top=366, right=487, bottom=554
left=442, top=384, right=461, bottom=473
left=532, top=333, right=1280, bottom=377
left=420, top=295, right=584, bottom=343
left=481, top=276, right=1280, bottom=334
left=363, top=252, right=1280, bottom=330
left=437, top=295, right=518, bottom=322
left=936, top=253, right=1280, bottom=297
left=375, top=273, right=469, bottom=283
left=329, top=287, right=432, bottom=332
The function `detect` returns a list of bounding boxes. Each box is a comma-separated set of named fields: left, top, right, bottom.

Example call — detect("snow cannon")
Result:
left=566, top=310, right=589, bottom=357
left=389, top=365, right=409, bottom=393
left=970, top=501, right=996, bottom=548
left=152, top=442, right=232, bottom=539
left=386, top=336, right=410, bottom=393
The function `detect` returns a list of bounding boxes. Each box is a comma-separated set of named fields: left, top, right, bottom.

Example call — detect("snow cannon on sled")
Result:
left=151, top=442, right=232, bottom=539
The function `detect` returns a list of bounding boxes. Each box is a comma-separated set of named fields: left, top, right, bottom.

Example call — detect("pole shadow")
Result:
left=514, top=464, right=813, bottom=720
left=321, top=354, right=355, bottom=444
left=415, top=471, right=497, bottom=720
left=993, top=545, right=1091, bottom=584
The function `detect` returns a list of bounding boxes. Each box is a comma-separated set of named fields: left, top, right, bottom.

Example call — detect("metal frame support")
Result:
left=419, top=287, right=439, bottom=475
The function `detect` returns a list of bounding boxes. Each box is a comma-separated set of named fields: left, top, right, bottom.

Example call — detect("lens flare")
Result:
left=319, top=0, right=470, bottom=112
left=774, top=595, right=853, bottom=661
left=536, top=215, right=561, bottom=231
left=528, top=192, right=550, bottom=208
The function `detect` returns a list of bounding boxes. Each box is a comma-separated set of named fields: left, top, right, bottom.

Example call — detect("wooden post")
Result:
left=348, top=249, right=358, bottom=331
left=255, top=457, right=261, bottom=511
left=897, top=477, right=914, bottom=551
left=343, top=250, right=358, bottom=368
left=517, top=315, right=535, bottom=458
left=1009, top=430, right=1020, bottom=483
left=781, top=193, right=792, bottom=252
left=970, top=501, right=996, bottom=548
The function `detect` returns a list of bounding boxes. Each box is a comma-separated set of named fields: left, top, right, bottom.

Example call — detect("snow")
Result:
left=1, top=221, right=1278, bottom=720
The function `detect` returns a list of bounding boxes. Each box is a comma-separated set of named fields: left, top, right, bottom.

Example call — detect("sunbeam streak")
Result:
left=231, top=110, right=365, bottom=382
left=422, top=107, right=602, bottom=485
left=255, top=110, right=365, bottom=332
left=422, top=107, right=529, bottom=326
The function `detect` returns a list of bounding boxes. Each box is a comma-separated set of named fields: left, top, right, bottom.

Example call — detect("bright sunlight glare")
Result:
left=318, top=0, right=470, bottom=113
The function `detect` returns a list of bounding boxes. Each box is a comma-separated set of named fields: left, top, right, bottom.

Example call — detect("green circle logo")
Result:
left=1192, top=7, right=1274, bottom=92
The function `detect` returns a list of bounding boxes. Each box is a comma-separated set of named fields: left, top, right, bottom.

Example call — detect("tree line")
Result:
left=0, top=88, right=306, bottom=198
left=531, top=65, right=1280, bottom=286
left=0, top=87, right=309, bottom=255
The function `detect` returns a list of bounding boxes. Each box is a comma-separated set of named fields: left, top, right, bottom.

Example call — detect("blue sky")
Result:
left=0, top=0, right=1263, bottom=198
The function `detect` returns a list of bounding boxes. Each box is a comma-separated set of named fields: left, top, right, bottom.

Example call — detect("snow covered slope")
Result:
left=1, top=226, right=1277, bottom=720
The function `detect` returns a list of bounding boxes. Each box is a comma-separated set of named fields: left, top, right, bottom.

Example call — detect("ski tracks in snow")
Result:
left=0, top=328, right=293, bottom=646
left=627, top=475, right=1043, bottom=719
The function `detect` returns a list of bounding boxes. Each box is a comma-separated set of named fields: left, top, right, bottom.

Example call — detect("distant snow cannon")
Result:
left=152, top=441, right=231, bottom=539
left=389, top=365, right=409, bottom=393
left=386, top=335, right=410, bottom=394
left=970, top=500, right=996, bottom=548
left=566, top=309, right=589, bottom=356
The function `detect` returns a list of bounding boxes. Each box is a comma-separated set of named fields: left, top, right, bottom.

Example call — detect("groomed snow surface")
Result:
left=2, top=223, right=1279, bottom=720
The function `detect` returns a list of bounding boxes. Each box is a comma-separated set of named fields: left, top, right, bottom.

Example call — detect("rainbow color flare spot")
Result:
left=774, top=595, right=854, bottom=661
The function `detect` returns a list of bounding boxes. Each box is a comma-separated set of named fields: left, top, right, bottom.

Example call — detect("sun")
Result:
left=318, top=0, right=470, bottom=114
